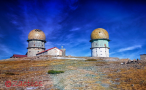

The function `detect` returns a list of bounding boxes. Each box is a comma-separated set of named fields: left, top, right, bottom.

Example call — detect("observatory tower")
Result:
left=90, top=28, right=110, bottom=57
left=27, top=29, right=46, bottom=57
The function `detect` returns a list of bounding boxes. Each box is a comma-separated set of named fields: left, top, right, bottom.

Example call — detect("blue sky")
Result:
left=0, top=0, right=146, bottom=60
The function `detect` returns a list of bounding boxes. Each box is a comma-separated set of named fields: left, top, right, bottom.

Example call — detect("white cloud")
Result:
left=118, top=45, right=142, bottom=52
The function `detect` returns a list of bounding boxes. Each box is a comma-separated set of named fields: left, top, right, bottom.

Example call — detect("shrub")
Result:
left=86, top=59, right=97, bottom=61
left=48, top=70, right=64, bottom=74
left=5, top=72, right=15, bottom=75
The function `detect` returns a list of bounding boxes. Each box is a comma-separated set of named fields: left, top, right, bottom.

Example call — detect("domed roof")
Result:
left=91, top=28, right=109, bottom=40
left=28, top=29, right=46, bottom=40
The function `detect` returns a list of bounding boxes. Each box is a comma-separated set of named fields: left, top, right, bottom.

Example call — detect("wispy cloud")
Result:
left=0, top=34, right=4, bottom=38
left=70, top=27, right=80, bottom=31
left=66, top=0, right=79, bottom=10
left=109, top=52, right=116, bottom=55
left=66, top=33, right=74, bottom=40
left=0, top=44, right=16, bottom=60
left=55, top=43, right=69, bottom=46
left=0, top=44, right=23, bottom=55
left=45, top=41, right=53, bottom=49
left=0, top=44, right=12, bottom=55
left=118, top=45, right=142, bottom=52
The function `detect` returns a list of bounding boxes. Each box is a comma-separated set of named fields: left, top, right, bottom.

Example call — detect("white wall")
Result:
left=91, top=48, right=109, bottom=57
left=47, top=48, right=62, bottom=56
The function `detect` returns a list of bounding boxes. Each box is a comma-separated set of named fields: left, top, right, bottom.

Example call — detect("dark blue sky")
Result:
left=0, top=0, right=146, bottom=60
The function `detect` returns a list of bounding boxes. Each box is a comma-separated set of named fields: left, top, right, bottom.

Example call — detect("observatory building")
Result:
left=90, top=28, right=110, bottom=57
left=27, top=29, right=66, bottom=57
left=11, top=29, right=66, bottom=58
left=27, top=29, right=46, bottom=57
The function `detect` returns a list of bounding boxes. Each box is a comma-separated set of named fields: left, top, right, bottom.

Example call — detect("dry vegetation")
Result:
left=0, top=60, right=63, bottom=89
left=1, top=58, right=146, bottom=90
left=0, top=60, right=47, bottom=80
left=104, top=61, right=146, bottom=90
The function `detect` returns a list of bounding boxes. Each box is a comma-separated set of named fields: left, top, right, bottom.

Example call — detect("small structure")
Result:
left=140, top=54, right=146, bottom=60
left=36, top=47, right=62, bottom=56
left=60, top=46, right=66, bottom=56
left=10, top=54, right=27, bottom=58
left=90, top=28, right=110, bottom=57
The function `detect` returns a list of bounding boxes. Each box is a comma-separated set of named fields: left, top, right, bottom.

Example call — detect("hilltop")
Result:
left=0, top=56, right=146, bottom=90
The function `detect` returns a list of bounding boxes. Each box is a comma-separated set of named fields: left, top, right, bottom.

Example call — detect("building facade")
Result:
left=90, top=28, right=110, bottom=57
left=36, top=47, right=62, bottom=56
left=27, top=29, right=46, bottom=57
left=140, top=54, right=146, bottom=60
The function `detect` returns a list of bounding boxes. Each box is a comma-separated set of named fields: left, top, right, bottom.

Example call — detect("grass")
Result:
left=48, top=70, right=64, bottom=74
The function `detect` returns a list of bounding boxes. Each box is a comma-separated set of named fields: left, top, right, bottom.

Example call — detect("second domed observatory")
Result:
left=90, top=28, right=110, bottom=57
